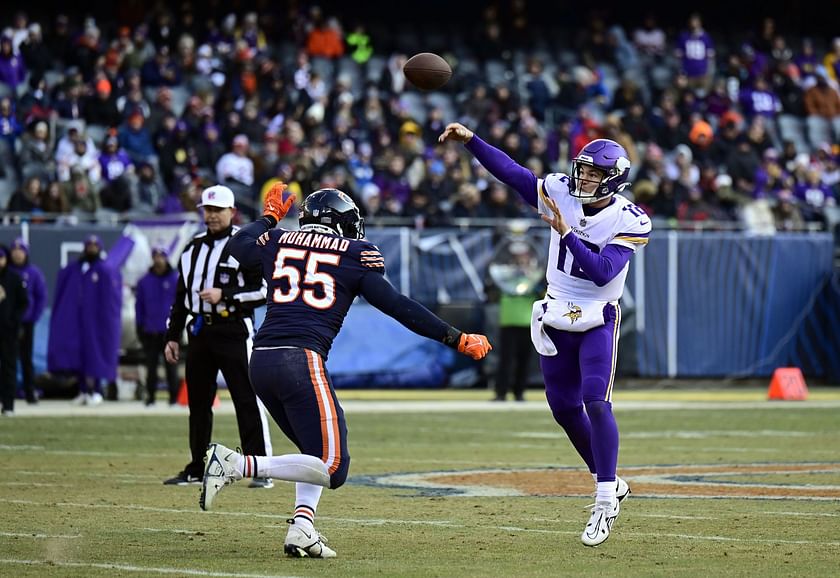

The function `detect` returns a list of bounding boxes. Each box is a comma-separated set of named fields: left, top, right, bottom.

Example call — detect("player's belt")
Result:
left=194, top=312, right=240, bottom=326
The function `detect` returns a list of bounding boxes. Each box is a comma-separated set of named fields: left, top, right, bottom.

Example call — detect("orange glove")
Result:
left=458, top=333, right=492, bottom=360
left=263, top=181, right=294, bottom=221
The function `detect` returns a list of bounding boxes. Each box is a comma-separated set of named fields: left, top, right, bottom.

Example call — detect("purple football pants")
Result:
left=539, top=303, right=621, bottom=483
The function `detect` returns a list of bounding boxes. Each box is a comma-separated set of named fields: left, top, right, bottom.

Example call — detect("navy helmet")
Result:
left=299, top=188, right=365, bottom=240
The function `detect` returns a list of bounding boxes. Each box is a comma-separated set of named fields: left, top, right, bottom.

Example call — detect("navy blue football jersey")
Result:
left=254, top=228, right=385, bottom=357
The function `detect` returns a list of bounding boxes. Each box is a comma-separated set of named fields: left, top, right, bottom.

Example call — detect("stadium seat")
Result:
left=366, top=55, right=387, bottom=84
left=0, top=177, right=17, bottom=209
left=485, top=59, right=508, bottom=86
left=806, top=116, right=833, bottom=149
left=778, top=114, right=809, bottom=153
left=399, top=92, right=426, bottom=124
left=85, top=124, right=108, bottom=147
left=169, top=86, right=191, bottom=117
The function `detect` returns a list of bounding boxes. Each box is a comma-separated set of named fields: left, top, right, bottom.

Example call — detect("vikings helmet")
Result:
left=569, top=139, right=631, bottom=204
left=299, top=188, right=365, bottom=240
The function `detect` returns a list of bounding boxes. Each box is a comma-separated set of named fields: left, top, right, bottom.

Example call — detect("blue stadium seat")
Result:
left=778, top=114, right=809, bottom=153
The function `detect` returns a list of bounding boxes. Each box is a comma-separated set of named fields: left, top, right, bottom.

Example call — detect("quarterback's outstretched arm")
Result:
left=439, top=123, right=537, bottom=207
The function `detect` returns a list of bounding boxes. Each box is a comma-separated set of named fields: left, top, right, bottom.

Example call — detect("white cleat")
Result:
left=616, top=476, right=631, bottom=503
left=200, top=443, right=242, bottom=511
left=87, top=392, right=104, bottom=406
left=581, top=499, right=620, bottom=547
left=284, top=519, right=336, bottom=558
left=72, top=393, right=89, bottom=405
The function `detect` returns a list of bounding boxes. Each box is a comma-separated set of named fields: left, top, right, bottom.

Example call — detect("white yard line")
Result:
left=0, top=559, right=299, bottom=578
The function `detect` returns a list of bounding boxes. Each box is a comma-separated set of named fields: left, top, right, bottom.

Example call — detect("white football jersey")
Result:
left=537, top=173, right=651, bottom=302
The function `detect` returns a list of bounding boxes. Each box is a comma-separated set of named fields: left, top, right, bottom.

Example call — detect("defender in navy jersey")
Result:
left=199, top=184, right=491, bottom=559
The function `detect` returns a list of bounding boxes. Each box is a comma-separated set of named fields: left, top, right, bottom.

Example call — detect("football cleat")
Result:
left=200, top=443, right=242, bottom=511
left=616, top=476, right=631, bottom=503
left=581, top=499, right=620, bottom=547
left=284, top=519, right=336, bottom=558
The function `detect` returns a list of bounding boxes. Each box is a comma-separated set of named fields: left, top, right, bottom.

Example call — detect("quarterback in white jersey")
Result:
left=539, top=172, right=651, bottom=303
left=440, top=123, right=650, bottom=546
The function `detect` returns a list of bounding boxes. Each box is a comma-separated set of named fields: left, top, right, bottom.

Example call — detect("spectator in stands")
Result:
left=132, top=162, right=166, bottom=213
left=18, top=23, right=51, bottom=86
left=135, top=246, right=179, bottom=406
left=141, top=45, right=182, bottom=87
left=773, top=190, right=806, bottom=231
left=305, top=7, right=344, bottom=59
left=675, top=13, right=715, bottom=92
left=0, top=36, right=26, bottom=93
left=795, top=38, right=819, bottom=83
left=6, top=175, right=44, bottom=213
left=40, top=179, right=70, bottom=214
left=118, top=109, right=156, bottom=165
left=803, top=69, right=840, bottom=145
left=823, top=38, right=840, bottom=83
left=216, top=134, right=255, bottom=198
left=633, top=14, right=666, bottom=60
left=8, top=238, right=46, bottom=405
left=795, top=166, right=836, bottom=222
left=57, top=136, right=101, bottom=187
left=98, top=135, right=135, bottom=212
left=17, top=120, right=54, bottom=181
left=0, top=97, right=22, bottom=172
left=84, top=77, right=121, bottom=128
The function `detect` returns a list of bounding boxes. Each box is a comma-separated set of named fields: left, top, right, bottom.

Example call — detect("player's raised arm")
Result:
left=359, top=272, right=491, bottom=360
left=229, top=182, right=295, bottom=267
left=439, top=122, right=538, bottom=208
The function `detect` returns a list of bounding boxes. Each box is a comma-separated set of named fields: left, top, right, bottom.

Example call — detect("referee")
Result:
left=163, top=185, right=273, bottom=488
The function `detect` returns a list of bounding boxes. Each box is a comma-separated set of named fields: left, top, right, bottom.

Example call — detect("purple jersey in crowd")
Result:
left=676, top=31, right=714, bottom=78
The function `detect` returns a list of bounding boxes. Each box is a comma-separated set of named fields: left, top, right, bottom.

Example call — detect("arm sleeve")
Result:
left=359, top=272, right=457, bottom=343
left=465, top=135, right=538, bottom=208
left=165, top=260, right=189, bottom=343
left=563, top=233, right=635, bottom=287
left=228, top=216, right=276, bottom=268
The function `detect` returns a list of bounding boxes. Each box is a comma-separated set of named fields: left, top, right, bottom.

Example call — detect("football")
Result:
left=403, top=52, right=452, bottom=91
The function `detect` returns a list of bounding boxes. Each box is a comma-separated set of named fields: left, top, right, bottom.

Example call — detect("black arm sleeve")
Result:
left=359, top=272, right=462, bottom=347
left=165, top=261, right=189, bottom=343
left=228, top=216, right=276, bottom=267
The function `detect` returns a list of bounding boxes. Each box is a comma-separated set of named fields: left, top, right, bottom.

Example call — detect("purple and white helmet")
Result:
left=569, top=139, right=631, bottom=204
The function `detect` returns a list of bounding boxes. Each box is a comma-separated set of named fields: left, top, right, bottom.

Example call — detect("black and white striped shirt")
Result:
left=165, top=225, right=266, bottom=341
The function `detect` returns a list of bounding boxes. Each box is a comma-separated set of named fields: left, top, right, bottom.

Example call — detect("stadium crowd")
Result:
left=0, top=3, right=839, bottom=233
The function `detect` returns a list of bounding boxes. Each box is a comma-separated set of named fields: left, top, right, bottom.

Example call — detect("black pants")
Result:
left=141, top=332, right=179, bottom=405
left=182, top=319, right=270, bottom=478
left=18, top=322, right=36, bottom=402
left=494, top=326, right=533, bottom=400
left=1, top=334, right=19, bottom=412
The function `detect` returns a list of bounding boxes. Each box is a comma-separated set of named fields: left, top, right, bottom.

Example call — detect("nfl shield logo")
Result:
left=219, top=273, right=230, bottom=284
left=580, top=218, right=587, bottom=227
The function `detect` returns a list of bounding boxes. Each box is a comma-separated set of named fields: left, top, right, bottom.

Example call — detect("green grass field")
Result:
left=2, top=388, right=839, bottom=577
